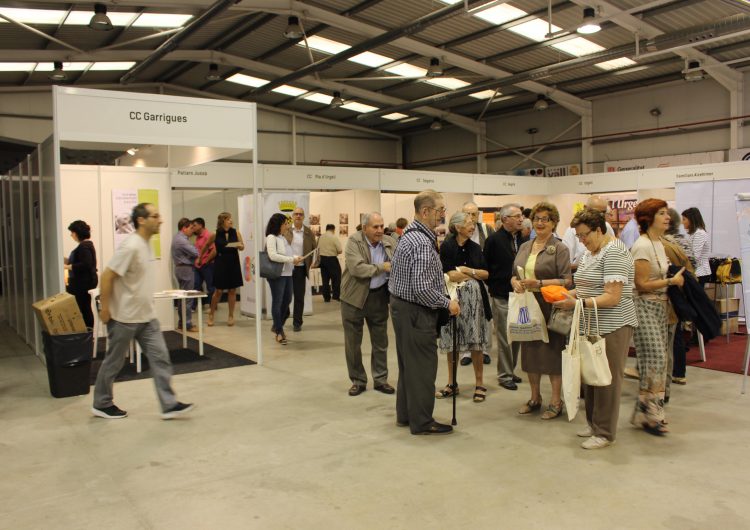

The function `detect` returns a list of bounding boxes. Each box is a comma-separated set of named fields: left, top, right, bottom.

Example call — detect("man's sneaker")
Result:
left=92, top=405, right=128, bottom=419
left=581, top=435, right=613, bottom=450
left=161, top=402, right=194, bottom=420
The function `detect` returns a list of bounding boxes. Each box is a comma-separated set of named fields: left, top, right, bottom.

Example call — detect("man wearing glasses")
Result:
left=285, top=207, right=317, bottom=332
left=562, top=196, right=615, bottom=270
left=484, top=203, right=526, bottom=390
left=389, top=190, right=460, bottom=435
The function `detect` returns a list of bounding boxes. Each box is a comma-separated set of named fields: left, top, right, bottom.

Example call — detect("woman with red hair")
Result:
left=630, top=199, right=685, bottom=436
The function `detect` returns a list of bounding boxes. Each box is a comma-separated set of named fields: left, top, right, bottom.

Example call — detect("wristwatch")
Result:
left=471, top=269, right=476, bottom=277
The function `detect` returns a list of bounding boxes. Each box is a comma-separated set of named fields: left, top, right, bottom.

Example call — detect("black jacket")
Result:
left=440, top=236, right=492, bottom=321
left=67, top=240, right=98, bottom=294
left=483, top=227, right=525, bottom=299
left=667, top=266, right=721, bottom=342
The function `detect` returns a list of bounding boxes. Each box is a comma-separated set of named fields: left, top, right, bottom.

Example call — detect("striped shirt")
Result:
left=686, top=228, right=710, bottom=277
left=574, top=238, right=638, bottom=335
left=388, top=220, right=449, bottom=309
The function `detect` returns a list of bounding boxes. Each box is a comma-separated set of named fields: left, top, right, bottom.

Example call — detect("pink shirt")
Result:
left=195, top=230, right=216, bottom=267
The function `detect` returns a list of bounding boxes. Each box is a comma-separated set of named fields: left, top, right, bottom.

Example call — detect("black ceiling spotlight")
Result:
left=427, top=57, right=443, bottom=77
left=649, top=107, right=662, bottom=117
left=533, top=94, right=549, bottom=111
left=577, top=6, right=601, bottom=35
left=683, top=59, right=705, bottom=82
left=430, top=118, right=443, bottom=131
left=206, top=63, right=222, bottom=81
left=527, top=127, right=539, bottom=135
left=49, top=61, right=66, bottom=81
left=284, top=16, right=304, bottom=39
left=89, top=3, right=113, bottom=31
left=330, top=91, right=344, bottom=108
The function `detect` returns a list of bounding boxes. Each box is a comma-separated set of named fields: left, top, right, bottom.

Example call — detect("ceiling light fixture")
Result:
left=683, top=59, right=705, bottom=82
left=430, top=118, right=443, bottom=131
left=577, top=7, right=601, bottom=35
left=89, top=3, right=113, bottom=31
left=49, top=61, right=66, bottom=81
left=533, top=94, right=549, bottom=111
left=426, top=57, right=443, bottom=77
left=330, top=91, right=344, bottom=108
left=206, top=63, right=221, bottom=81
left=284, top=16, right=303, bottom=39
left=126, top=147, right=138, bottom=156
left=649, top=107, right=661, bottom=117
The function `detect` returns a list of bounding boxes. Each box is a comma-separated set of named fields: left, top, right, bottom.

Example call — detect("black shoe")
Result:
left=499, top=380, right=518, bottom=391
left=374, top=383, right=395, bottom=394
left=293, top=325, right=302, bottom=332
left=413, top=421, right=453, bottom=435
left=324, top=299, right=331, bottom=303
left=512, top=375, right=522, bottom=383
left=91, top=405, right=128, bottom=419
left=348, top=384, right=366, bottom=396
left=459, top=356, right=472, bottom=366
left=161, top=402, right=194, bottom=420
left=396, top=420, right=409, bottom=427
left=483, top=354, right=491, bottom=365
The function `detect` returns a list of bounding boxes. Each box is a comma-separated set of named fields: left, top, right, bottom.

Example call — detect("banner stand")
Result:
left=734, top=194, right=750, bottom=394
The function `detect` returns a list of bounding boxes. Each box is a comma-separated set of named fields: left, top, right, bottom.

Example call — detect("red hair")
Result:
left=634, top=198, right=668, bottom=234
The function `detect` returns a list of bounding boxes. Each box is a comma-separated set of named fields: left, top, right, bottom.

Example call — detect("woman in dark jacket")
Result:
left=64, top=220, right=97, bottom=328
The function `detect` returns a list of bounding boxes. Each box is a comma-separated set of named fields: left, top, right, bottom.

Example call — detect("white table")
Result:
left=154, top=290, right=208, bottom=356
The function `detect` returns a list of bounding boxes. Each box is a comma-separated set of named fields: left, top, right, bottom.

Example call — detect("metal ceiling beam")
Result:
left=120, top=0, right=240, bottom=84
left=247, top=0, right=488, bottom=96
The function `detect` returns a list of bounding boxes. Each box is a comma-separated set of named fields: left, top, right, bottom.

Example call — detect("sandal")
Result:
left=207, top=312, right=214, bottom=327
left=642, top=421, right=668, bottom=436
left=435, top=384, right=459, bottom=399
left=473, top=386, right=487, bottom=403
left=518, top=400, right=542, bottom=414
left=227, top=316, right=235, bottom=327
left=275, top=333, right=288, bottom=345
left=541, top=402, right=563, bottom=420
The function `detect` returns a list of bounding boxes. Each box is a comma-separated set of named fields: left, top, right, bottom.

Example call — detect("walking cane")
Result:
left=451, top=315, right=458, bottom=426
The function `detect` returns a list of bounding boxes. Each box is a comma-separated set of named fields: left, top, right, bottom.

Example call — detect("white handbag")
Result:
left=579, top=298, right=612, bottom=387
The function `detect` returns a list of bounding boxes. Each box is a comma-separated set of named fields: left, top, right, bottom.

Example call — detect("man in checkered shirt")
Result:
left=389, top=190, right=460, bottom=435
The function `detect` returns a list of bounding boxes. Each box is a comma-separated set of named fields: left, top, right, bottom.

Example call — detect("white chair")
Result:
left=92, top=290, right=142, bottom=372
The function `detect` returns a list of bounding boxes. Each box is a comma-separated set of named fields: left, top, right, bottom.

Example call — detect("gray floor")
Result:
left=2, top=297, right=749, bottom=530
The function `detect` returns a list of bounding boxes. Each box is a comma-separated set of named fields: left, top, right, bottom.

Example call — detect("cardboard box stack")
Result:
left=32, top=292, right=87, bottom=335
left=714, top=297, right=740, bottom=335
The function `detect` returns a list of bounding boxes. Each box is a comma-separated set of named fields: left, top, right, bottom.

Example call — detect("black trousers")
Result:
left=68, top=288, right=94, bottom=328
left=319, top=256, right=342, bottom=301
left=292, top=266, right=307, bottom=328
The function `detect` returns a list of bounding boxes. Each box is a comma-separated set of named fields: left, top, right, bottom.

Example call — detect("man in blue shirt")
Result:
left=171, top=217, right=199, bottom=332
left=389, top=190, right=460, bottom=435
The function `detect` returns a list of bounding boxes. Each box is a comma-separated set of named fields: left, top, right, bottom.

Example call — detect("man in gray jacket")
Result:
left=340, top=212, right=397, bottom=397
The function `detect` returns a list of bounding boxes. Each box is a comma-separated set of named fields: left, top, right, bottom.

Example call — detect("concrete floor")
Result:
left=2, top=297, right=749, bottom=530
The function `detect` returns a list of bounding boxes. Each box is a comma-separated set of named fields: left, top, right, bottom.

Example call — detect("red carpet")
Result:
left=687, top=326, right=749, bottom=375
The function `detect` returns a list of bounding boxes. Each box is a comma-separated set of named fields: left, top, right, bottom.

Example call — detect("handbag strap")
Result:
left=583, top=298, right=601, bottom=336
left=568, top=298, right=584, bottom=347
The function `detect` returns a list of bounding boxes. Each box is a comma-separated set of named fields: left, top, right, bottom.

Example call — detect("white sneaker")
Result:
left=581, top=436, right=612, bottom=450
left=576, top=425, right=593, bottom=437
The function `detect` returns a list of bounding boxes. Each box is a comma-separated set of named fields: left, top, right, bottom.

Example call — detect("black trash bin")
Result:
left=42, top=330, right=93, bottom=398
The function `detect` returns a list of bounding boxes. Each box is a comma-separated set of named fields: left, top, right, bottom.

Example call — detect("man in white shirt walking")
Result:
left=92, top=203, right=193, bottom=420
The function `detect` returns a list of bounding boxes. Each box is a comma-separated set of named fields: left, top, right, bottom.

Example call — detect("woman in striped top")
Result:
left=681, top=207, right=711, bottom=283
left=553, top=209, right=638, bottom=449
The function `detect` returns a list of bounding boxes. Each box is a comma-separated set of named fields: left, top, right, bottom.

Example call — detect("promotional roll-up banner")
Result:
left=262, top=192, right=313, bottom=317
left=733, top=194, right=750, bottom=393
left=238, top=194, right=256, bottom=317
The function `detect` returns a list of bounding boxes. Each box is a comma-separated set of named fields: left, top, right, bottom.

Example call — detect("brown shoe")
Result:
left=374, top=383, right=395, bottom=394
left=186, top=325, right=199, bottom=333
left=348, top=384, right=366, bottom=396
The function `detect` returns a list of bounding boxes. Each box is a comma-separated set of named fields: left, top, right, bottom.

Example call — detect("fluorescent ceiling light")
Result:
left=36, top=62, right=91, bottom=71
left=552, top=37, right=604, bottom=57
left=474, top=4, right=526, bottom=26
left=595, top=57, right=637, bottom=70
left=65, top=11, right=138, bottom=26
left=300, top=35, right=350, bottom=55
left=510, top=19, right=561, bottom=42
left=341, top=101, right=379, bottom=113
left=88, top=62, right=136, bottom=71
left=0, top=62, right=37, bottom=72
left=272, top=85, right=307, bottom=97
left=350, top=51, right=392, bottom=68
left=226, top=73, right=268, bottom=87
left=425, top=77, right=469, bottom=90
left=469, top=89, right=500, bottom=100
left=383, top=113, right=408, bottom=120
left=385, top=63, right=427, bottom=77
left=303, top=93, right=333, bottom=105
left=132, top=13, right=193, bottom=28
left=401, top=117, right=420, bottom=123
left=0, top=7, right=67, bottom=25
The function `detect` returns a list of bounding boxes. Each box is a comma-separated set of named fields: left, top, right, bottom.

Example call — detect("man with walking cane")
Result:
left=389, top=190, right=460, bottom=435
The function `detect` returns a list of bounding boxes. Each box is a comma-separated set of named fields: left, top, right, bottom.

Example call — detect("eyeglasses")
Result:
left=428, top=206, right=447, bottom=215
left=576, top=230, right=592, bottom=240
left=292, top=212, right=304, bottom=217
left=505, top=213, right=523, bottom=219
left=533, top=216, right=551, bottom=223
left=148, top=213, right=161, bottom=219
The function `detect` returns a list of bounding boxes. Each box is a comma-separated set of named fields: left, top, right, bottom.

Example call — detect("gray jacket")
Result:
left=340, top=231, right=396, bottom=309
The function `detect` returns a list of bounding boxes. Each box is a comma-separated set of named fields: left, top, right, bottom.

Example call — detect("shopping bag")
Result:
left=507, top=291, right=549, bottom=344
left=579, top=299, right=611, bottom=387
left=561, top=299, right=583, bottom=421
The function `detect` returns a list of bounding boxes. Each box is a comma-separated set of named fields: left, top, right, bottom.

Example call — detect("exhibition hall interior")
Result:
left=1, top=0, right=750, bottom=528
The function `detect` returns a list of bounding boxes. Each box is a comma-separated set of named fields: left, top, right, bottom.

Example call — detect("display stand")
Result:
left=733, top=194, right=750, bottom=393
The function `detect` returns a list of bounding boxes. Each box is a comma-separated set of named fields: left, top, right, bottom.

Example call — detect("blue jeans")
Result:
left=194, top=262, right=215, bottom=306
left=268, top=276, right=293, bottom=333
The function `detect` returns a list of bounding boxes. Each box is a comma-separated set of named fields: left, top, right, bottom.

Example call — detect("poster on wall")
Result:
left=238, top=194, right=256, bottom=316
left=112, top=188, right=161, bottom=258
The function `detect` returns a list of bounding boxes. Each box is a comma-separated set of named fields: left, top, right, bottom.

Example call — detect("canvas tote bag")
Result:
left=579, top=298, right=611, bottom=387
